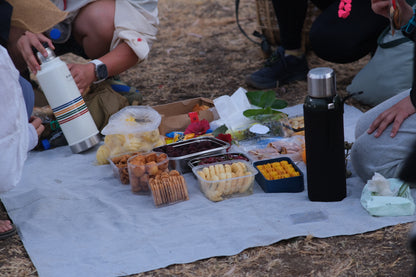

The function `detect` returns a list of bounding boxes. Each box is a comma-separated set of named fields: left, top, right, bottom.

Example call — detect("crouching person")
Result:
left=351, top=0, right=416, bottom=183
left=399, top=139, right=416, bottom=277
left=0, top=44, right=45, bottom=238
left=350, top=89, right=416, bottom=181
left=0, top=0, right=46, bottom=239
left=353, top=1, right=416, bottom=274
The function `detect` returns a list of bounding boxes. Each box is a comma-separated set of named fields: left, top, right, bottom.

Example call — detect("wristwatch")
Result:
left=89, top=59, right=108, bottom=84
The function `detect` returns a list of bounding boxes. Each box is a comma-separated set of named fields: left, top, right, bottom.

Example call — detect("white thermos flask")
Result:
left=36, top=44, right=100, bottom=153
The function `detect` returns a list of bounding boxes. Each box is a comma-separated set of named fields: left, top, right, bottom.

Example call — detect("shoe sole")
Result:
left=245, top=75, right=277, bottom=90
left=278, top=70, right=309, bottom=86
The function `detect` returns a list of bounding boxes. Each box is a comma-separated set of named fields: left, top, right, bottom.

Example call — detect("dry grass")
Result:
left=0, top=0, right=414, bottom=276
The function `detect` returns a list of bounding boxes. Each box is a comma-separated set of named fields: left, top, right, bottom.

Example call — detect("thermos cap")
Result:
left=36, top=43, right=56, bottom=64
left=307, top=67, right=336, bottom=98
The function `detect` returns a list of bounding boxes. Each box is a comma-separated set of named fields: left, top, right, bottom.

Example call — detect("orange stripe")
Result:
left=54, top=100, right=85, bottom=116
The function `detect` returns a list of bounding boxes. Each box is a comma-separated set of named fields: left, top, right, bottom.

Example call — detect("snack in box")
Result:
left=128, top=152, right=169, bottom=194
left=193, top=160, right=257, bottom=202
left=148, top=170, right=189, bottom=207
left=154, top=137, right=229, bottom=173
left=109, top=152, right=144, bottom=184
left=253, top=157, right=304, bottom=193
left=188, top=152, right=251, bottom=168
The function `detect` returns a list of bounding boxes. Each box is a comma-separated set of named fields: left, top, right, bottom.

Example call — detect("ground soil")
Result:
left=0, top=0, right=414, bottom=276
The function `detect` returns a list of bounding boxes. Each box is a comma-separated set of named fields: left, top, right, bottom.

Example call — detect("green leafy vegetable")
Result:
left=212, top=124, right=228, bottom=137
left=246, top=90, right=288, bottom=110
left=244, top=91, right=288, bottom=119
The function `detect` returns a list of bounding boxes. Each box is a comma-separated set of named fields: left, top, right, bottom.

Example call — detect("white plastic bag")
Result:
left=101, top=106, right=161, bottom=135
left=96, top=106, right=164, bottom=165
left=361, top=176, right=415, bottom=217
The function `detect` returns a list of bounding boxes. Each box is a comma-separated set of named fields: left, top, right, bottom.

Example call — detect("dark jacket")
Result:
left=0, top=0, right=12, bottom=47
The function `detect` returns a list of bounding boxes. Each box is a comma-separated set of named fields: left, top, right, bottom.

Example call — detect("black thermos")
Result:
left=303, top=67, right=346, bottom=201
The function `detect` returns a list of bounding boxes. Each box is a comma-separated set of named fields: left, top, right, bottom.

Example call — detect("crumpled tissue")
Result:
left=361, top=172, right=415, bottom=217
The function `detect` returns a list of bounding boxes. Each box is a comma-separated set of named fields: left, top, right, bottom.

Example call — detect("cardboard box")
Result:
left=152, top=97, right=217, bottom=135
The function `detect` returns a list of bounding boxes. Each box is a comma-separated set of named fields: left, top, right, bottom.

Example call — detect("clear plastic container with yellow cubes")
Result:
left=95, top=106, right=165, bottom=165
left=192, top=160, right=258, bottom=202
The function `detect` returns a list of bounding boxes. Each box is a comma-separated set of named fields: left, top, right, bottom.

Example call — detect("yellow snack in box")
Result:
left=257, top=161, right=300, bottom=180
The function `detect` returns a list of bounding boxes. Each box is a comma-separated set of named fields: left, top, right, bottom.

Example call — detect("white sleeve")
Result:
left=111, top=0, right=159, bottom=61
left=27, top=123, right=39, bottom=151
left=0, top=46, right=30, bottom=194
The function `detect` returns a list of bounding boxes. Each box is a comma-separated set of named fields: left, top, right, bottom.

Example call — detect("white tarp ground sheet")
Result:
left=1, top=104, right=415, bottom=277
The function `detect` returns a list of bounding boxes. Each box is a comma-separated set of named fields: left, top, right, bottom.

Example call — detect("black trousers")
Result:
left=272, top=0, right=389, bottom=63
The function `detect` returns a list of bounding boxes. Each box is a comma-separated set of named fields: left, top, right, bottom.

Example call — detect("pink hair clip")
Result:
left=338, top=0, right=352, bottom=19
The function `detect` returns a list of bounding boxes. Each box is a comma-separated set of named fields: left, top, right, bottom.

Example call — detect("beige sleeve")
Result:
left=112, top=0, right=159, bottom=61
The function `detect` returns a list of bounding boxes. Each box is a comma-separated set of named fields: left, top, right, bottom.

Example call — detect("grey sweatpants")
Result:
left=351, top=89, right=416, bottom=182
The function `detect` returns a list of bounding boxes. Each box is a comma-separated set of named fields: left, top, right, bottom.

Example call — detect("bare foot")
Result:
left=0, top=219, right=13, bottom=233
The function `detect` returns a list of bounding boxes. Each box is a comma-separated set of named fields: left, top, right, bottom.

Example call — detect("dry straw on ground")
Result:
left=0, top=0, right=414, bottom=276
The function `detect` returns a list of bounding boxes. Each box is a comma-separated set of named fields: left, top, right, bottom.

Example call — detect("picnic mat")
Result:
left=2, top=104, right=416, bottom=277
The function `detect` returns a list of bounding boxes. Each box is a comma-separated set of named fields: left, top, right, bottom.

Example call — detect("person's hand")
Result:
left=367, top=96, right=416, bottom=138
left=371, top=0, right=413, bottom=26
left=67, top=63, right=96, bottom=95
left=16, top=31, right=54, bottom=75
left=29, top=116, right=45, bottom=136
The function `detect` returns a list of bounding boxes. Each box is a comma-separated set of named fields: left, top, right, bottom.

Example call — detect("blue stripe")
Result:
left=52, top=96, right=83, bottom=113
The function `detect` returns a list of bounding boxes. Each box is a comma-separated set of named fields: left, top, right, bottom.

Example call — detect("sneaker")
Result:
left=245, top=47, right=309, bottom=89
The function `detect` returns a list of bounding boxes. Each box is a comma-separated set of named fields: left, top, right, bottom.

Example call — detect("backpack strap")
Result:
left=235, top=0, right=272, bottom=55
left=378, top=26, right=411, bottom=49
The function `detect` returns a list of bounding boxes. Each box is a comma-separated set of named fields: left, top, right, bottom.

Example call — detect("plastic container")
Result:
left=153, top=136, right=229, bottom=173
left=188, top=152, right=251, bottom=168
left=148, top=170, right=189, bottom=207
left=108, top=152, right=145, bottom=184
left=127, top=152, right=169, bottom=194
left=253, top=157, right=304, bottom=193
left=192, top=160, right=258, bottom=202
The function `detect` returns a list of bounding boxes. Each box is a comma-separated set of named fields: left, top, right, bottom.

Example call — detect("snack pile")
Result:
left=128, top=152, right=169, bottom=194
left=148, top=170, right=189, bottom=207
left=189, top=153, right=250, bottom=167
left=194, top=161, right=257, bottom=202
left=155, top=139, right=221, bottom=157
left=96, top=106, right=165, bottom=165
left=247, top=136, right=305, bottom=162
left=287, top=116, right=304, bottom=136
left=253, top=157, right=304, bottom=193
left=256, top=160, right=300, bottom=180
left=97, top=131, right=164, bottom=165
left=109, top=152, right=143, bottom=184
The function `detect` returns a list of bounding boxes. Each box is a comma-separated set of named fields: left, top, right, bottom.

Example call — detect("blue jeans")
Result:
left=18, top=75, right=34, bottom=120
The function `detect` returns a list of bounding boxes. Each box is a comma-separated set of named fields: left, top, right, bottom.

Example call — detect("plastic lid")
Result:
left=49, top=28, right=61, bottom=40
left=41, top=139, right=51, bottom=150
